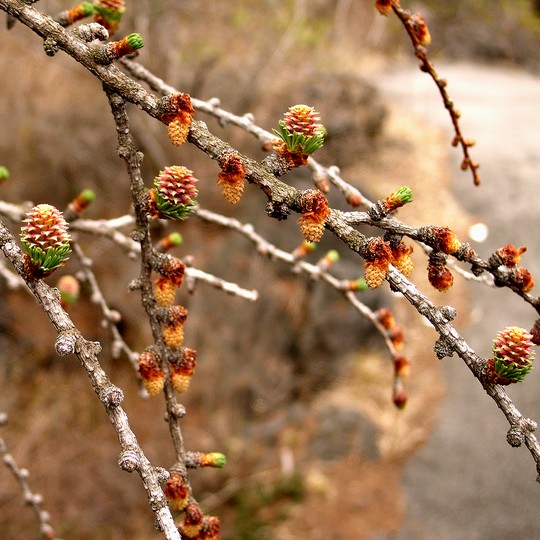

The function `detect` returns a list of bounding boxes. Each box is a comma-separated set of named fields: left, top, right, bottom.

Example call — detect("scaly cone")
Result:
left=148, top=166, right=198, bottom=220
left=20, top=204, right=71, bottom=277
left=273, top=104, right=325, bottom=166
left=484, top=326, right=535, bottom=384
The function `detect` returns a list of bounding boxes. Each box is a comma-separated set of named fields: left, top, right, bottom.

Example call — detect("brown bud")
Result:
left=427, top=257, right=454, bottom=292
left=198, top=515, right=221, bottom=540
left=389, top=328, right=404, bottom=351
left=170, top=348, right=197, bottom=393
left=346, top=191, right=363, bottom=207
left=394, top=354, right=410, bottom=377
left=513, top=267, right=534, bottom=293
left=217, top=153, right=246, bottom=205
left=494, top=244, right=527, bottom=268
left=530, top=319, right=540, bottom=346
left=392, top=379, right=407, bottom=409
left=180, top=503, right=204, bottom=538
left=429, top=226, right=461, bottom=254
left=137, top=351, right=165, bottom=396
left=164, top=472, right=190, bottom=511
left=362, top=238, right=392, bottom=288
left=297, top=190, right=330, bottom=242
left=376, top=308, right=395, bottom=330
left=161, top=93, right=194, bottom=146
left=410, top=13, right=431, bottom=46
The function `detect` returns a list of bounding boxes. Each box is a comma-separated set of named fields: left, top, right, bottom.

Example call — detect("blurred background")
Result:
left=1, top=1, right=540, bottom=538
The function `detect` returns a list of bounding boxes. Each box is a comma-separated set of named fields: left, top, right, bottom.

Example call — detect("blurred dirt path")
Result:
left=371, top=62, right=540, bottom=540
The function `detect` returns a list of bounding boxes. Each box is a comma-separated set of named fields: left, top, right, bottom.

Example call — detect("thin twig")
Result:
left=391, top=3, right=481, bottom=186
left=0, top=414, right=58, bottom=540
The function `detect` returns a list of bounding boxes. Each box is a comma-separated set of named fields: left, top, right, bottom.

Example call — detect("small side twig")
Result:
left=391, top=3, right=480, bottom=186
left=0, top=413, right=58, bottom=540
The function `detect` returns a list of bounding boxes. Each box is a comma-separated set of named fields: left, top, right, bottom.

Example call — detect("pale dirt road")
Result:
left=371, top=62, right=540, bottom=540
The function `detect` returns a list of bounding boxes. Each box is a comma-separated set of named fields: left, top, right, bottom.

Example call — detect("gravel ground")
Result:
left=371, top=62, right=540, bottom=540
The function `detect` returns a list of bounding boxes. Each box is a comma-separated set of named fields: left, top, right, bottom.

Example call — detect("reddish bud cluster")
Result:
left=429, top=226, right=461, bottom=255
left=163, top=306, right=188, bottom=349
left=392, top=378, right=407, bottom=409
left=217, top=153, right=246, bottom=205
left=409, top=13, right=431, bottom=46
left=394, top=354, right=410, bottom=378
left=363, top=238, right=392, bottom=289
left=272, top=140, right=310, bottom=168
left=179, top=503, right=204, bottom=538
left=161, top=93, right=195, bottom=146
left=170, top=348, right=197, bottom=393
left=198, top=516, right=221, bottom=540
left=297, top=190, right=331, bottom=243
left=164, top=472, right=190, bottom=511
left=513, top=267, right=534, bottom=293
left=489, top=244, right=534, bottom=292
left=376, top=308, right=404, bottom=351
left=137, top=351, right=165, bottom=396
left=530, top=320, right=540, bottom=346
left=491, top=244, right=527, bottom=268
left=427, top=256, right=454, bottom=292
left=162, top=258, right=186, bottom=287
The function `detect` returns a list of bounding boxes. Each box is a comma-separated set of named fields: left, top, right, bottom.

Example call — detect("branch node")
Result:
left=72, top=22, right=109, bottom=43
left=168, top=404, right=186, bottom=420
left=439, top=305, right=457, bottom=322
left=128, top=278, right=142, bottom=291
left=507, top=426, right=525, bottom=448
left=154, top=466, right=170, bottom=484
left=118, top=448, right=140, bottom=472
left=99, top=385, right=124, bottom=409
left=522, top=418, right=538, bottom=433
left=131, top=228, right=146, bottom=243
left=266, top=200, right=290, bottom=221
left=434, top=336, right=455, bottom=359
left=55, top=330, right=77, bottom=357
left=43, top=37, right=59, bottom=57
